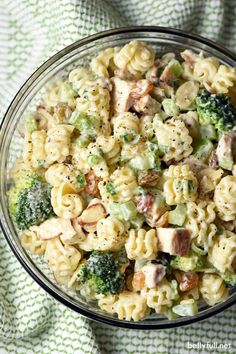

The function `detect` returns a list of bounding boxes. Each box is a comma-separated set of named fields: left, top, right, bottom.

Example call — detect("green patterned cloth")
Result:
left=0, top=1, right=236, bottom=353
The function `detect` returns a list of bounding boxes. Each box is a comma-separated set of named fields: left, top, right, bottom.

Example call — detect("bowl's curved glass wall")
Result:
left=0, top=27, right=236, bottom=329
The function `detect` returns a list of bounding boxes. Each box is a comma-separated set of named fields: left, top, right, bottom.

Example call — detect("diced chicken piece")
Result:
left=144, top=195, right=167, bottom=227
left=111, top=77, right=135, bottom=113
left=78, top=198, right=107, bottom=232
left=216, top=131, right=236, bottom=170
left=177, top=272, right=199, bottom=292
left=136, top=194, right=154, bottom=213
left=198, top=167, right=224, bottom=198
left=133, top=94, right=161, bottom=115
left=156, top=228, right=191, bottom=256
left=142, top=263, right=166, bottom=288
left=38, top=218, right=77, bottom=244
left=138, top=170, right=160, bottom=187
left=114, top=68, right=137, bottom=81
left=130, top=80, right=153, bottom=99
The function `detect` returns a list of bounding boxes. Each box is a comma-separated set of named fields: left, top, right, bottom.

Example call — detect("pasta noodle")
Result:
left=163, top=165, right=198, bottom=205
left=112, top=291, right=149, bottom=321
left=200, top=274, right=228, bottom=306
left=51, top=182, right=83, bottom=219
left=20, top=226, right=46, bottom=255
left=214, top=176, right=236, bottom=221
left=45, top=237, right=81, bottom=285
left=125, top=228, right=158, bottom=260
left=108, top=166, right=138, bottom=202
left=154, top=118, right=193, bottom=163
left=208, top=231, right=236, bottom=273
left=114, top=40, right=155, bottom=77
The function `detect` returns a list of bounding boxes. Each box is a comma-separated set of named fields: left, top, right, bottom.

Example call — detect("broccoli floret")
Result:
left=79, top=251, right=124, bottom=295
left=170, top=253, right=204, bottom=272
left=222, top=274, right=236, bottom=287
left=8, top=171, right=54, bottom=230
left=196, top=90, right=236, bottom=134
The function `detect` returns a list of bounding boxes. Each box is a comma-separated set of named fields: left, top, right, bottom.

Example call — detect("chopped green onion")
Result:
left=106, top=181, right=117, bottom=196
left=76, top=173, right=86, bottom=189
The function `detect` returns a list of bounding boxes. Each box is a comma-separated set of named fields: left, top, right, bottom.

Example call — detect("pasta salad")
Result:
left=8, top=40, right=236, bottom=321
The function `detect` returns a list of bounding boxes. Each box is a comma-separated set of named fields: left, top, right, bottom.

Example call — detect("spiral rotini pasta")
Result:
left=108, top=166, right=138, bottom=202
left=45, top=124, right=74, bottom=165
left=200, top=274, right=228, bottom=306
left=112, top=112, right=140, bottom=142
left=20, top=226, right=46, bottom=255
left=208, top=231, right=236, bottom=273
left=139, top=115, right=155, bottom=139
left=44, top=81, right=76, bottom=109
left=214, top=176, right=236, bottom=221
left=154, top=118, right=193, bottom=163
left=51, top=182, right=83, bottom=219
left=184, top=201, right=217, bottom=249
left=23, top=130, right=48, bottom=169
left=114, top=40, right=155, bottom=77
left=125, top=228, right=158, bottom=260
left=163, top=165, right=198, bottom=205
left=90, top=47, right=119, bottom=78
left=45, top=237, right=81, bottom=285
left=211, top=65, right=236, bottom=93
left=96, top=216, right=127, bottom=251
left=96, top=136, right=121, bottom=166
left=45, top=163, right=78, bottom=188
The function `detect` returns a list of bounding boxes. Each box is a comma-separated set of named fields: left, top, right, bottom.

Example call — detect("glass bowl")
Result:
left=0, top=26, right=236, bottom=329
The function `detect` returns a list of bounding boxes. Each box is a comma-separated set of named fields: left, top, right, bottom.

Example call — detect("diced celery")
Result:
left=109, top=202, right=123, bottom=219
left=162, top=98, right=180, bottom=117
left=193, top=139, right=213, bottom=162
left=106, top=182, right=117, bottom=196
left=199, top=124, right=217, bottom=140
left=120, top=201, right=137, bottom=221
left=69, top=112, right=99, bottom=134
left=168, top=204, right=186, bottom=226
left=218, top=155, right=233, bottom=171
left=76, top=135, right=90, bottom=147
left=109, top=201, right=138, bottom=221
left=168, top=59, right=183, bottom=78
left=130, top=214, right=145, bottom=229
left=172, top=299, right=198, bottom=317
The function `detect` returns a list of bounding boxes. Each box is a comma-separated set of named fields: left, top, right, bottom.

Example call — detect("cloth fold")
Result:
left=0, top=0, right=236, bottom=353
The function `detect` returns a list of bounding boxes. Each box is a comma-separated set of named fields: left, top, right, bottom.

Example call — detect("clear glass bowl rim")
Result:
left=0, top=26, right=236, bottom=330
